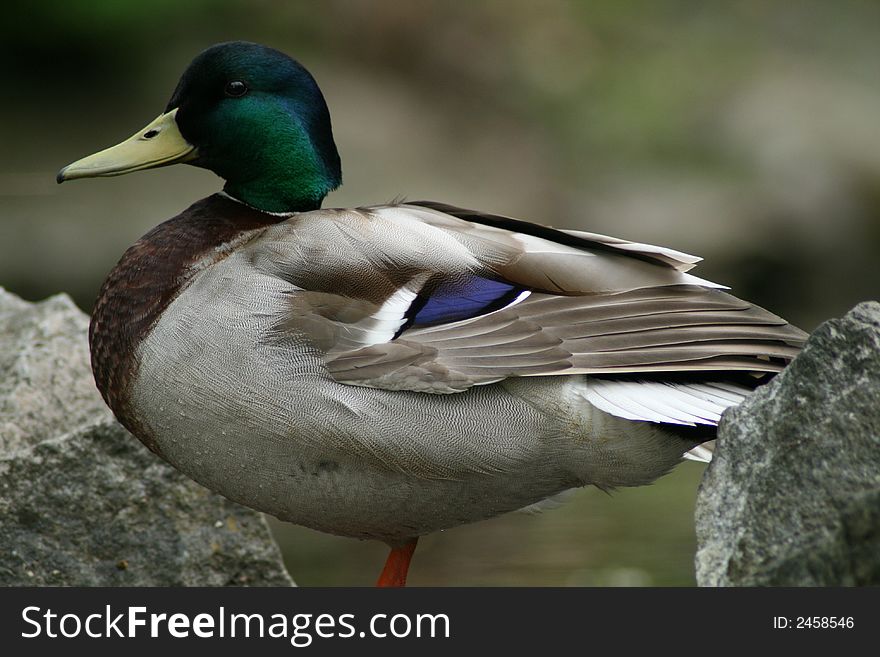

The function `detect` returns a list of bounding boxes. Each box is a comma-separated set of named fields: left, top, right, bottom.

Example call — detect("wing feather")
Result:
left=256, top=203, right=806, bottom=394
left=581, top=378, right=748, bottom=426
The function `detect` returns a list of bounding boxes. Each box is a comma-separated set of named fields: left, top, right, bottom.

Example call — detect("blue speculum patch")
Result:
left=411, top=276, right=523, bottom=326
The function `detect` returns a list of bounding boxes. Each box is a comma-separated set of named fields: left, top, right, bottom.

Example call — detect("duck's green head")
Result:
left=58, top=41, right=342, bottom=213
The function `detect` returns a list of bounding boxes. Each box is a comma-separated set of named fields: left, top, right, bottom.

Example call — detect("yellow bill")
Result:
left=57, top=109, right=196, bottom=183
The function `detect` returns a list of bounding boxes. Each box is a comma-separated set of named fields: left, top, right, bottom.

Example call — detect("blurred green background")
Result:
left=3, top=0, right=878, bottom=585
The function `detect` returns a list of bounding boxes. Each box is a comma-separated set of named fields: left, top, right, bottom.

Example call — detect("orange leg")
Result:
left=376, top=538, right=419, bottom=587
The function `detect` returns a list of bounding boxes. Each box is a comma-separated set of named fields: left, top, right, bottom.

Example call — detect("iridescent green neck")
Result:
left=219, top=112, right=340, bottom=213
left=195, top=97, right=341, bottom=213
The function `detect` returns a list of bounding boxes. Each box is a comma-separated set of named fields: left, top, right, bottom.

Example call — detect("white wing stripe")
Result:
left=365, top=286, right=419, bottom=343
left=686, top=382, right=749, bottom=404
left=586, top=379, right=695, bottom=425
left=612, top=382, right=706, bottom=425
left=582, top=385, right=659, bottom=423
left=684, top=444, right=714, bottom=463
left=657, top=383, right=727, bottom=422
left=584, top=377, right=749, bottom=426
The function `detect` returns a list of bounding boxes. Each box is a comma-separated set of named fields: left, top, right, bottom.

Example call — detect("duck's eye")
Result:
left=224, top=80, right=248, bottom=98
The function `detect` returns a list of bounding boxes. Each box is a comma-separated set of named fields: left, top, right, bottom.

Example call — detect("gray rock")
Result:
left=696, top=301, right=880, bottom=586
left=0, top=287, right=293, bottom=586
left=0, top=420, right=294, bottom=586
left=0, top=288, right=110, bottom=454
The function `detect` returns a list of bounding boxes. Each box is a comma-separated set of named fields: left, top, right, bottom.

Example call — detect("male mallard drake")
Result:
left=58, top=41, right=806, bottom=586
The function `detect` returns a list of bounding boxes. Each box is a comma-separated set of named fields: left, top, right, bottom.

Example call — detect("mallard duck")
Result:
left=57, top=41, right=805, bottom=586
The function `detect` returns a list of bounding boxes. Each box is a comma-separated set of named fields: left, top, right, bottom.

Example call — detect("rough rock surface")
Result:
left=696, top=302, right=880, bottom=586
left=0, top=289, right=109, bottom=454
left=0, top=288, right=293, bottom=586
